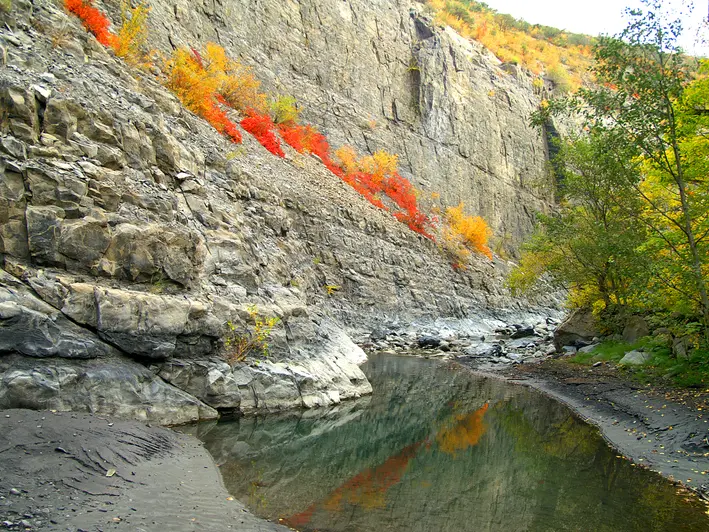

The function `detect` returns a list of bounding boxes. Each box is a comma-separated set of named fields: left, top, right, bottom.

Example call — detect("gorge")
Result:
left=1, top=0, right=708, bottom=530
left=0, top=0, right=559, bottom=420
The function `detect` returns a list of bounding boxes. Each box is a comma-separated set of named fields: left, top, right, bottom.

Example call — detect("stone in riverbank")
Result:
left=0, top=354, right=218, bottom=424
left=155, top=322, right=372, bottom=414
left=618, top=350, right=652, bottom=366
left=553, top=308, right=600, bottom=351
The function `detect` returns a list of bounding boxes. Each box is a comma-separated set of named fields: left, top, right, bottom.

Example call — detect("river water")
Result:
left=193, top=354, right=709, bottom=531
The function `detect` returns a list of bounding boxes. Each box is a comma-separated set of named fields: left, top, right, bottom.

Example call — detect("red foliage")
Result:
left=64, top=0, right=118, bottom=48
left=203, top=105, right=242, bottom=144
left=305, top=129, right=332, bottom=163
left=241, top=111, right=285, bottom=157
left=341, top=172, right=387, bottom=210
left=190, top=47, right=204, bottom=69
left=383, top=173, right=433, bottom=238
left=278, top=123, right=307, bottom=153
left=285, top=441, right=423, bottom=528
left=278, top=124, right=336, bottom=166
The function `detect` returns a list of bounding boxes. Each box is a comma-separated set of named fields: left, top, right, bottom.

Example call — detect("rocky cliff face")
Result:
left=0, top=0, right=558, bottom=423
left=144, top=0, right=553, bottom=248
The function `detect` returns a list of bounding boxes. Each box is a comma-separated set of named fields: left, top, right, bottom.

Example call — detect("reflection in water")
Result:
left=286, top=441, right=423, bottom=528
left=194, top=355, right=709, bottom=532
left=436, top=402, right=489, bottom=456
left=287, top=401, right=490, bottom=528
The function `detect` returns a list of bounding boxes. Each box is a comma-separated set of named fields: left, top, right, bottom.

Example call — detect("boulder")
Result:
left=510, top=325, right=535, bottom=339
left=507, top=338, right=538, bottom=350
left=156, top=358, right=242, bottom=411
left=577, top=343, right=599, bottom=354
left=157, top=319, right=372, bottom=414
left=618, top=350, right=652, bottom=366
left=0, top=354, right=217, bottom=425
left=464, top=343, right=503, bottom=357
left=672, top=337, right=691, bottom=360
left=553, top=308, right=600, bottom=351
left=622, top=316, right=650, bottom=343
left=418, top=335, right=441, bottom=348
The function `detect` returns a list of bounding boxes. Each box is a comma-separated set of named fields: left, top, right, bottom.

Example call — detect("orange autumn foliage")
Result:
left=442, top=202, right=493, bottom=265
left=113, top=1, right=150, bottom=67
left=436, top=403, right=489, bottom=456
left=427, top=0, right=593, bottom=91
left=164, top=47, right=242, bottom=144
left=332, top=147, right=433, bottom=238
left=201, top=42, right=268, bottom=114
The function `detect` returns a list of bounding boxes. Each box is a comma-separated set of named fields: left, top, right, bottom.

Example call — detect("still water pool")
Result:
left=193, top=354, right=709, bottom=531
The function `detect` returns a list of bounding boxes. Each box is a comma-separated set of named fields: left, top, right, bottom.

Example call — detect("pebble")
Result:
left=10, top=488, right=21, bottom=495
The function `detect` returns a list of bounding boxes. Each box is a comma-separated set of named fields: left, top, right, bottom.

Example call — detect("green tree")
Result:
left=508, top=133, right=646, bottom=309
left=530, top=0, right=709, bottom=331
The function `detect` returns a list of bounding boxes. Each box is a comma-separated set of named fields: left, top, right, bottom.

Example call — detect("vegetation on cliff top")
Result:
left=510, top=0, right=709, bottom=376
left=426, top=0, right=595, bottom=91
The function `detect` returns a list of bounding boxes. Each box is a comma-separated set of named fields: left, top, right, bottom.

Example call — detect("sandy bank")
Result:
left=0, top=409, right=288, bottom=531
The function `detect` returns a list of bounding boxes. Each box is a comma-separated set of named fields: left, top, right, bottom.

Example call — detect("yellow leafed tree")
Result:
left=443, top=202, right=493, bottom=266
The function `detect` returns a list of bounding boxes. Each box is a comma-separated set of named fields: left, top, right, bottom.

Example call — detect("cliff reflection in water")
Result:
left=195, top=354, right=709, bottom=532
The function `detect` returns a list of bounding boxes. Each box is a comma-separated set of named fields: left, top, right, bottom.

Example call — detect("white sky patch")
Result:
left=480, top=0, right=709, bottom=56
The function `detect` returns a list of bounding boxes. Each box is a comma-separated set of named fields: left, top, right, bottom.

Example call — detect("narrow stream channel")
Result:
left=191, top=354, right=709, bottom=531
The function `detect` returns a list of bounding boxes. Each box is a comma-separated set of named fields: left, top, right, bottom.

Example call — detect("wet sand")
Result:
left=0, top=409, right=288, bottom=531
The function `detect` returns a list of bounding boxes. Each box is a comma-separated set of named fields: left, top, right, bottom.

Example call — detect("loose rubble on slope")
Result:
left=360, top=315, right=563, bottom=369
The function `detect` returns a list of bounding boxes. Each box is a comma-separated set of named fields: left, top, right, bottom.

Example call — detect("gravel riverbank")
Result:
left=460, top=359, right=709, bottom=501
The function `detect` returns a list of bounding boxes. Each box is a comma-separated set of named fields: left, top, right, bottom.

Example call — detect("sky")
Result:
left=481, top=0, right=709, bottom=56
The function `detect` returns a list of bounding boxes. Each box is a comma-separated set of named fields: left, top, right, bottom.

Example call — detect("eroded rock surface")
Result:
left=0, top=0, right=559, bottom=423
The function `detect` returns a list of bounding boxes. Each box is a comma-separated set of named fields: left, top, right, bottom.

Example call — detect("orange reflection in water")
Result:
left=436, top=403, right=489, bottom=456
left=284, top=402, right=489, bottom=528
left=285, top=441, right=422, bottom=528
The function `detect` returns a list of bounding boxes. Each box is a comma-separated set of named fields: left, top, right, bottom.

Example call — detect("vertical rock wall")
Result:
left=143, top=0, right=553, bottom=248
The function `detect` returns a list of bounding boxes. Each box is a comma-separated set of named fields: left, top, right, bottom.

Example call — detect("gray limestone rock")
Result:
left=0, top=354, right=218, bottom=425
left=554, top=308, right=600, bottom=351
left=577, top=343, right=600, bottom=354
left=622, top=316, right=650, bottom=343
left=156, top=359, right=242, bottom=411
left=619, top=350, right=652, bottom=366
left=0, top=270, right=113, bottom=359
left=464, top=343, right=504, bottom=358
left=0, top=0, right=565, bottom=422
left=672, top=337, right=691, bottom=360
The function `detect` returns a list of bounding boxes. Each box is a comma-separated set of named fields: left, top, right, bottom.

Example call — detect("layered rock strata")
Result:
left=0, top=0, right=557, bottom=422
